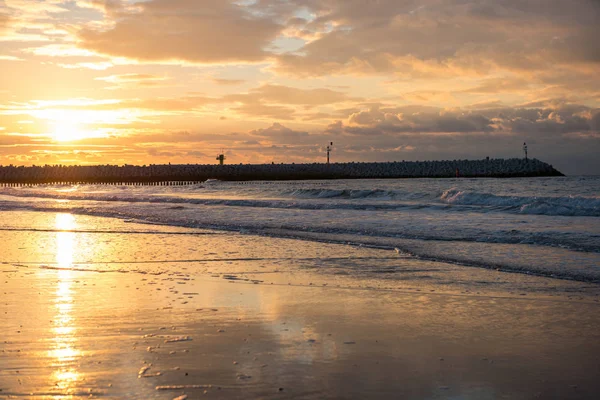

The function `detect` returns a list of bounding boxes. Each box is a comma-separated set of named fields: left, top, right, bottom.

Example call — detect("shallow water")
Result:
left=1, top=211, right=599, bottom=399
left=0, top=176, right=598, bottom=281
left=2, top=211, right=597, bottom=298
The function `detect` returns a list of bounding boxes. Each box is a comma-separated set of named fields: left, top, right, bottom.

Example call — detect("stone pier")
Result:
left=0, top=158, right=564, bottom=185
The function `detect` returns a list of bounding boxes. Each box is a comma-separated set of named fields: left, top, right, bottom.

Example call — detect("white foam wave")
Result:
left=440, top=189, right=600, bottom=216
left=1, top=183, right=600, bottom=217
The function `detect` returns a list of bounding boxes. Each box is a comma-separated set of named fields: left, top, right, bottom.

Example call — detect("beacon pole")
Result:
left=326, top=142, right=333, bottom=164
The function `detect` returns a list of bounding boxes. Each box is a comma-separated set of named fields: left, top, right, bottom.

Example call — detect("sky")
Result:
left=0, top=0, right=599, bottom=175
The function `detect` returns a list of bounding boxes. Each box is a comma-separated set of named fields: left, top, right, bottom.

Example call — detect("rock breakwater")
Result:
left=0, top=158, right=563, bottom=184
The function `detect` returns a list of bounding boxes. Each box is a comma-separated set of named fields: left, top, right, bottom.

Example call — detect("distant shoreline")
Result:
left=0, top=158, right=563, bottom=184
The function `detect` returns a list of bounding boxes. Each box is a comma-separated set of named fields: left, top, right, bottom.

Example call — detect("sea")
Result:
left=0, top=176, right=598, bottom=282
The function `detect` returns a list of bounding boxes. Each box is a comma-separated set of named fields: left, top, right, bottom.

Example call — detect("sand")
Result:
left=1, top=211, right=599, bottom=399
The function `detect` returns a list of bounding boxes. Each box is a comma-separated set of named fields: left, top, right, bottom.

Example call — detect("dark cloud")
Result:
left=343, top=106, right=495, bottom=135
left=317, top=104, right=599, bottom=174
left=329, top=104, right=599, bottom=138
left=591, top=111, right=600, bottom=131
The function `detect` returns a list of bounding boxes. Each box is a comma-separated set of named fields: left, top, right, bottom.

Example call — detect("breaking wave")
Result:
left=0, top=184, right=599, bottom=217
left=440, top=189, right=600, bottom=217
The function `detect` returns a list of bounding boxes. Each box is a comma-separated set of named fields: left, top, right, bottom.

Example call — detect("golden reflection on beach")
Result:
left=50, top=214, right=82, bottom=389
left=56, top=213, right=75, bottom=268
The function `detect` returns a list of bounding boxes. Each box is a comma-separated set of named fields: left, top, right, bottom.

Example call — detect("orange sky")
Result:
left=0, top=0, right=599, bottom=174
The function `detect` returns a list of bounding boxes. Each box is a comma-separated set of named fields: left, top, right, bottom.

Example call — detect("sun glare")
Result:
left=53, top=120, right=83, bottom=142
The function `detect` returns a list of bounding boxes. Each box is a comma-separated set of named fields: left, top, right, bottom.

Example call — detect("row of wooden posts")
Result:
left=0, top=181, right=204, bottom=187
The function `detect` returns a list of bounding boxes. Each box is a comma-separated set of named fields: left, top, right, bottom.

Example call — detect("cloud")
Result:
left=312, top=102, right=600, bottom=174
left=116, top=95, right=220, bottom=112
left=330, top=103, right=599, bottom=138
left=0, top=96, right=222, bottom=114
left=95, top=73, right=171, bottom=88
left=23, top=44, right=97, bottom=57
left=0, top=55, right=22, bottom=61
left=464, top=101, right=507, bottom=110
left=0, top=83, right=354, bottom=121
left=219, top=84, right=357, bottom=119
left=96, top=73, right=168, bottom=83
left=231, top=103, right=296, bottom=121
left=591, top=111, right=600, bottom=131
left=78, top=0, right=283, bottom=64
left=57, top=61, right=114, bottom=70
left=0, top=11, right=11, bottom=33
left=462, top=78, right=532, bottom=94
left=74, top=0, right=129, bottom=15
left=249, top=122, right=309, bottom=139
left=247, top=84, right=356, bottom=105
left=302, top=112, right=333, bottom=121
left=273, top=0, right=600, bottom=79
left=211, top=78, right=246, bottom=86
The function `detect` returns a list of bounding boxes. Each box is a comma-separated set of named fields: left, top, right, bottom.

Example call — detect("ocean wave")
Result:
left=440, top=189, right=600, bottom=216
left=279, top=187, right=600, bottom=217
left=1, top=185, right=600, bottom=217
left=0, top=189, right=398, bottom=210
left=281, top=187, right=445, bottom=201
left=0, top=198, right=598, bottom=254
left=284, top=188, right=399, bottom=199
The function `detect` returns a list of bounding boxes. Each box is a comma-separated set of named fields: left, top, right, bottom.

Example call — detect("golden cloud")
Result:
left=78, top=0, right=283, bottom=64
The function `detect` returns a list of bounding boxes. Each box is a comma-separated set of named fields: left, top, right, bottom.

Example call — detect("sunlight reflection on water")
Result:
left=50, top=213, right=82, bottom=388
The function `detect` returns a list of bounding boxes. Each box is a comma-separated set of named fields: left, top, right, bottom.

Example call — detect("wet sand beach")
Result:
left=1, top=211, right=599, bottom=399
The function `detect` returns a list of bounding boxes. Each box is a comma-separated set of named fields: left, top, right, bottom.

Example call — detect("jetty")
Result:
left=0, top=158, right=563, bottom=186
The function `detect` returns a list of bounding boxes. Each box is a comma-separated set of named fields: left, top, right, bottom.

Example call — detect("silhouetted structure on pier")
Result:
left=216, top=151, right=226, bottom=165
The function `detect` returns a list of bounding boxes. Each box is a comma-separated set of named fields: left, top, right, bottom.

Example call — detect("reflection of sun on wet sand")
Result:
left=51, top=214, right=83, bottom=392
left=0, top=211, right=599, bottom=399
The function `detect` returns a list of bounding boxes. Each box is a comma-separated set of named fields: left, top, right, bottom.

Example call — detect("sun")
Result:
left=53, top=120, right=83, bottom=142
